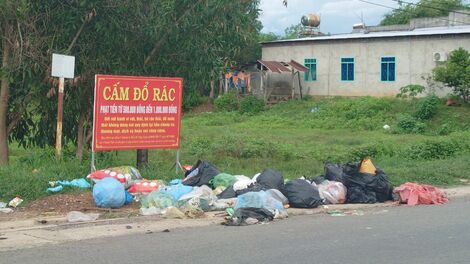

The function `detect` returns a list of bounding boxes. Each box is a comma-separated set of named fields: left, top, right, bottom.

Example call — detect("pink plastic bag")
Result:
left=394, top=182, right=448, bottom=206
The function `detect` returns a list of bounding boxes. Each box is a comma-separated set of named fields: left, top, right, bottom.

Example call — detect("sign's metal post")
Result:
left=55, top=77, right=65, bottom=160
left=176, top=149, right=181, bottom=174
left=91, top=151, right=96, bottom=172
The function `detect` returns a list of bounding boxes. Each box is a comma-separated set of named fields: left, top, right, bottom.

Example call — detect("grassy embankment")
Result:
left=1, top=96, right=469, bottom=203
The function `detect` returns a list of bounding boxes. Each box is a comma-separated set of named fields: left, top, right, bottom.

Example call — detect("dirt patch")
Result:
left=0, top=192, right=140, bottom=221
left=187, top=102, right=214, bottom=114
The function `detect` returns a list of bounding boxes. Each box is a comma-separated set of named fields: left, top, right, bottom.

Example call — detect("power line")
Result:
left=357, top=0, right=468, bottom=24
left=390, top=0, right=470, bottom=16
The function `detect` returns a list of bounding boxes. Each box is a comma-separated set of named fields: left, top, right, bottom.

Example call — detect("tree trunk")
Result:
left=0, top=22, right=12, bottom=165
left=218, top=76, right=223, bottom=97
left=209, top=80, right=215, bottom=99
left=76, top=112, right=87, bottom=161
left=136, top=149, right=148, bottom=169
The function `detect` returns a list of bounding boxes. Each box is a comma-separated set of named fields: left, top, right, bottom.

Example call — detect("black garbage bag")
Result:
left=342, top=163, right=393, bottom=203
left=235, top=183, right=266, bottom=196
left=183, top=160, right=220, bottom=187
left=217, top=185, right=237, bottom=199
left=282, top=179, right=323, bottom=208
left=373, top=169, right=394, bottom=202
left=256, top=169, right=285, bottom=192
left=225, top=207, right=274, bottom=226
left=310, top=175, right=326, bottom=185
left=325, top=163, right=346, bottom=184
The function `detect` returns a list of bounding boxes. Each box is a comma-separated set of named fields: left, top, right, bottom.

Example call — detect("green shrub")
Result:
left=239, top=96, right=265, bottom=115
left=397, top=114, right=426, bottom=133
left=406, top=140, right=459, bottom=160
left=415, top=95, right=440, bottom=120
left=214, top=91, right=239, bottom=112
left=396, top=84, right=425, bottom=98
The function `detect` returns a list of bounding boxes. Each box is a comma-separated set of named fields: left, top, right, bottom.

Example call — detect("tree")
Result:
left=1, top=0, right=263, bottom=164
left=380, top=0, right=468, bottom=26
left=283, top=23, right=303, bottom=39
left=433, top=48, right=470, bottom=103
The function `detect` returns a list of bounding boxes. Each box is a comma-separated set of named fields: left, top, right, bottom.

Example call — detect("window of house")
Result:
left=304, top=58, right=317, bottom=81
left=341, top=58, right=354, bottom=81
left=381, top=57, right=396, bottom=81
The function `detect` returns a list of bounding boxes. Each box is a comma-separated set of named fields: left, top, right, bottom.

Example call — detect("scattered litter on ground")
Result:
left=140, top=207, right=162, bottom=216
left=226, top=208, right=274, bottom=226
left=0, top=208, right=13, bottom=214
left=163, top=206, right=185, bottom=219
left=0, top=202, right=6, bottom=208
left=8, top=197, right=23, bottom=208
left=49, top=178, right=91, bottom=189
left=327, top=210, right=364, bottom=217
left=47, top=185, right=64, bottom=193
left=310, top=107, right=320, bottom=113
left=67, top=211, right=100, bottom=223
left=394, top=182, right=448, bottom=205
left=10, top=158, right=459, bottom=226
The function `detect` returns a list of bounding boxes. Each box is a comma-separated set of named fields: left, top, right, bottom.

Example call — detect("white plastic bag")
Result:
left=233, top=179, right=255, bottom=192
left=67, top=211, right=100, bottom=223
left=316, top=180, right=347, bottom=204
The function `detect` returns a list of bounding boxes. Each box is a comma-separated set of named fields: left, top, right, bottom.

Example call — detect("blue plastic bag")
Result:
left=93, top=178, right=126, bottom=208
left=47, top=185, right=64, bottom=193
left=235, top=191, right=285, bottom=212
left=124, top=191, right=134, bottom=205
left=57, top=178, right=91, bottom=189
left=160, top=183, right=193, bottom=201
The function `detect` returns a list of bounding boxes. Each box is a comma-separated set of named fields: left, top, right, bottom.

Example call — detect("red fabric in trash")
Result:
left=394, top=182, right=448, bottom=206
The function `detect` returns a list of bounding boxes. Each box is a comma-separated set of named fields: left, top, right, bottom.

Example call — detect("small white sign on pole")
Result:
left=51, top=53, right=75, bottom=79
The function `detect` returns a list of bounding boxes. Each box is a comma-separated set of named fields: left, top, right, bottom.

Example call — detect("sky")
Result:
left=259, top=0, right=419, bottom=35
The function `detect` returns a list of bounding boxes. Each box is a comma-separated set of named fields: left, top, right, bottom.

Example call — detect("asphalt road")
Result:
left=2, top=197, right=470, bottom=264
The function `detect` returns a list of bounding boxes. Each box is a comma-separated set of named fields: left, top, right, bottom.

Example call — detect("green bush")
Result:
left=239, top=96, right=265, bottom=115
left=406, top=140, right=459, bottom=160
left=415, top=95, right=440, bottom=120
left=397, top=114, right=426, bottom=133
left=214, top=91, right=239, bottom=112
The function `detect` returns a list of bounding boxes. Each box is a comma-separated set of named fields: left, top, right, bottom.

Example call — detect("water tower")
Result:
left=301, top=13, right=323, bottom=37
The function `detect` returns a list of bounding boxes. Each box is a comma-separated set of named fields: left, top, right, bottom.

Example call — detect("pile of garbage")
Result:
left=31, top=158, right=448, bottom=224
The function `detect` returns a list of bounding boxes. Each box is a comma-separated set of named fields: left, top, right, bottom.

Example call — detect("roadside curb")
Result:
left=1, top=185, right=469, bottom=251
